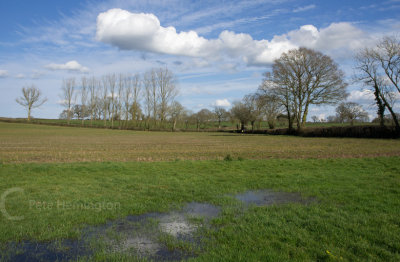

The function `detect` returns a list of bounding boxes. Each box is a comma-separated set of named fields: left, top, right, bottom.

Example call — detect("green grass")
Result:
left=1, top=122, right=399, bottom=260
left=1, top=157, right=399, bottom=261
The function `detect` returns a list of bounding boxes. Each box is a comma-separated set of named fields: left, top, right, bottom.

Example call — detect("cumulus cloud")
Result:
left=96, top=9, right=373, bottom=66
left=96, top=9, right=212, bottom=57
left=288, top=23, right=369, bottom=51
left=214, top=99, right=231, bottom=107
left=0, top=70, right=9, bottom=78
left=45, top=60, right=89, bottom=73
left=347, top=90, right=375, bottom=103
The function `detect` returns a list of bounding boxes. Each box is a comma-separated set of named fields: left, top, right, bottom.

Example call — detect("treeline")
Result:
left=229, top=36, right=400, bottom=135
left=15, top=36, right=399, bottom=135
left=59, top=68, right=236, bottom=131
left=60, top=67, right=182, bottom=130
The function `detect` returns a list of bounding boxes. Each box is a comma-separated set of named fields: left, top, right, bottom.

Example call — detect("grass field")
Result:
left=0, top=122, right=399, bottom=261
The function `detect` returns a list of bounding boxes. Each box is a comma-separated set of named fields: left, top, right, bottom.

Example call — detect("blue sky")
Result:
left=0, top=0, right=399, bottom=120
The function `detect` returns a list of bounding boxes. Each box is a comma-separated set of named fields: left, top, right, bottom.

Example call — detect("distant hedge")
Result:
left=242, top=125, right=399, bottom=139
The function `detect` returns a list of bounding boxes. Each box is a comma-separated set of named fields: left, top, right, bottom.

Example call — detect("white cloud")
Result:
left=96, top=9, right=212, bottom=57
left=0, top=70, right=9, bottom=78
left=44, top=60, right=89, bottom=73
left=288, top=23, right=369, bottom=51
left=347, top=90, right=375, bottom=103
left=96, top=9, right=376, bottom=67
left=214, top=99, right=231, bottom=107
left=293, top=4, right=316, bottom=13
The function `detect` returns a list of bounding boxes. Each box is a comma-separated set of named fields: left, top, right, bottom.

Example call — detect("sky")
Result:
left=0, top=0, right=399, bottom=120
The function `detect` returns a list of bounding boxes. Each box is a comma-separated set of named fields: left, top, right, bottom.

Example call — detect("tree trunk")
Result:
left=28, top=107, right=31, bottom=122
left=378, top=91, right=400, bottom=133
left=374, top=86, right=386, bottom=128
left=173, top=119, right=177, bottom=131
left=301, top=103, right=309, bottom=130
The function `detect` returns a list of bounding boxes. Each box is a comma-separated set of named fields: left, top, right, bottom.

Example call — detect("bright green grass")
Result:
left=1, top=157, right=399, bottom=261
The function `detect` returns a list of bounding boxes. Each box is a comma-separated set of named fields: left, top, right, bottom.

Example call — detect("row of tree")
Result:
left=228, top=36, right=399, bottom=132
left=15, top=36, right=399, bottom=133
left=59, top=67, right=178, bottom=129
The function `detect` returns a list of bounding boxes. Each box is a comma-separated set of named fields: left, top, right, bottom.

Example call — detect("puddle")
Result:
left=235, top=189, right=314, bottom=207
left=0, top=202, right=220, bottom=262
left=1, top=191, right=313, bottom=261
left=0, top=239, right=89, bottom=262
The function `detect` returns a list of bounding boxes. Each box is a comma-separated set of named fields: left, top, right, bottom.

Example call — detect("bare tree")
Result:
left=107, top=74, right=117, bottom=128
left=254, top=89, right=283, bottom=129
left=336, top=102, right=369, bottom=125
left=355, top=36, right=399, bottom=132
left=374, top=36, right=400, bottom=94
left=169, top=101, right=184, bottom=131
left=129, top=101, right=142, bottom=127
left=243, top=94, right=263, bottom=131
left=16, top=85, right=47, bottom=121
left=264, top=48, right=347, bottom=131
left=156, top=68, right=178, bottom=126
left=195, top=109, right=213, bottom=131
left=61, top=78, right=76, bottom=125
left=116, top=74, right=124, bottom=128
left=127, top=74, right=141, bottom=127
left=311, top=116, right=319, bottom=123
left=88, top=76, right=98, bottom=126
left=261, top=74, right=295, bottom=130
left=101, top=76, right=109, bottom=127
left=143, top=71, right=155, bottom=129
left=122, top=75, right=133, bottom=127
left=231, top=101, right=252, bottom=132
left=214, top=107, right=228, bottom=129
left=80, top=76, right=88, bottom=126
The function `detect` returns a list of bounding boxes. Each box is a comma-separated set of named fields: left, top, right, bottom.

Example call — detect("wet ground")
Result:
left=1, top=190, right=314, bottom=261
left=235, top=189, right=314, bottom=207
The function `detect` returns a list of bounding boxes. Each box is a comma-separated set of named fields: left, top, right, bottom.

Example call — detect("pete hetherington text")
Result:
left=29, top=200, right=120, bottom=212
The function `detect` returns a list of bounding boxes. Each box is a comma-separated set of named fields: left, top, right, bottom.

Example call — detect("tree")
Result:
left=88, top=76, right=98, bottom=126
left=327, top=115, right=337, bottom=123
left=129, top=101, right=142, bottom=126
left=61, top=78, right=76, bottom=125
left=254, top=90, right=283, bottom=129
left=213, top=107, right=228, bottom=129
left=143, top=70, right=158, bottom=129
left=106, top=74, right=117, bottom=128
left=156, top=67, right=178, bottom=126
left=231, top=101, right=252, bottom=132
left=336, top=102, right=369, bottom=125
left=195, top=109, right=213, bottom=131
left=354, top=36, right=399, bottom=132
left=263, top=47, right=348, bottom=131
left=243, top=94, right=263, bottom=131
left=168, top=101, right=184, bottom=131
left=311, top=116, right=319, bottom=123
left=101, top=76, right=109, bottom=127
left=80, top=77, right=88, bottom=126
left=16, top=85, right=47, bottom=121
left=122, top=75, right=133, bottom=127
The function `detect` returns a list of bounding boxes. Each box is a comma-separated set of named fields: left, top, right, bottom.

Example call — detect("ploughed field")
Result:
left=0, top=122, right=399, bottom=261
left=1, top=122, right=400, bottom=163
